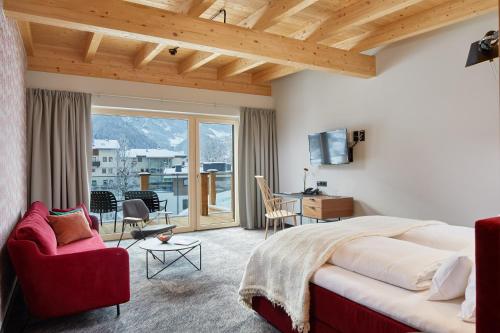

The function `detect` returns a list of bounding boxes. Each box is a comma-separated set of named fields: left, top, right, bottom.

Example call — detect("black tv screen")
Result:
left=308, top=129, right=350, bottom=165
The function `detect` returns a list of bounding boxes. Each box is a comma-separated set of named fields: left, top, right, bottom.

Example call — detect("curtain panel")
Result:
left=238, top=107, right=279, bottom=229
left=27, top=88, right=92, bottom=209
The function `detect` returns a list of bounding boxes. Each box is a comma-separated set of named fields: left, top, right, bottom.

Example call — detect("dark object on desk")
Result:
left=303, top=187, right=320, bottom=195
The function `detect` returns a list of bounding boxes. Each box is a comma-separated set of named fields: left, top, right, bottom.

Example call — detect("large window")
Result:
left=91, top=112, right=239, bottom=236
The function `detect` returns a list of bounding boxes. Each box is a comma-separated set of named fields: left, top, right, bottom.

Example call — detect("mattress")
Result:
left=312, top=264, right=475, bottom=333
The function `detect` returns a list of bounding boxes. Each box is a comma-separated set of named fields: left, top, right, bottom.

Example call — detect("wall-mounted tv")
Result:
left=308, top=129, right=351, bottom=165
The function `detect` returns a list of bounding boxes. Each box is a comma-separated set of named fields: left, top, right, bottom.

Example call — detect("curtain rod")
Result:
left=92, top=93, right=241, bottom=109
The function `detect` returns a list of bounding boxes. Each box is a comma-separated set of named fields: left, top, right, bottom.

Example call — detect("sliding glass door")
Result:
left=91, top=109, right=238, bottom=239
left=196, top=119, right=238, bottom=230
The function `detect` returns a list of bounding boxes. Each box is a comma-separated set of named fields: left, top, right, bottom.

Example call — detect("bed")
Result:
left=246, top=216, right=500, bottom=333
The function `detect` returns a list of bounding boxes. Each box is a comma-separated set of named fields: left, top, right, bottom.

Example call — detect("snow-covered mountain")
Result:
left=92, top=115, right=233, bottom=163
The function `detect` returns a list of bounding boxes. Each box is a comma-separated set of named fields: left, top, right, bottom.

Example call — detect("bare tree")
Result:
left=113, top=136, right=137, bottom=199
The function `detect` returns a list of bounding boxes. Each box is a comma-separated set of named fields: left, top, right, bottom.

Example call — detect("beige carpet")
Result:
left=25, top=228, right=278, bottom=333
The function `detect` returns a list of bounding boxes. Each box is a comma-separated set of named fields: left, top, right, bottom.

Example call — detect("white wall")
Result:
left=273, top=13, right=500, bottom=227
left=26, top=71, right=274, bottom=116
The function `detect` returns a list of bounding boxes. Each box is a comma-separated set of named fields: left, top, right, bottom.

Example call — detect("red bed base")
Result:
left=252, top=217, right=500, bottom=333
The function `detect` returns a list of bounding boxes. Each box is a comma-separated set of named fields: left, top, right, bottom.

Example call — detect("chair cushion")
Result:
left=130, top=224, right=176, bottom=239
left=47, top=211, right=94, bottom=246
left=56, top=230, right=106, bottom=255
left=51, top=203, right=92, bottom=227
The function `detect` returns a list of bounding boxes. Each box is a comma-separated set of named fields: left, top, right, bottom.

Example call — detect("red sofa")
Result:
left=7, top=201, right=130, bottom=319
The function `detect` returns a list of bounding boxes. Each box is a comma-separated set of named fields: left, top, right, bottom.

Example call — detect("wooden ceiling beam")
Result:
left=28, top=45, right=271, bottom=96
left=252, top=65, right=302, bottom=84
left=186, top=0, right=217, bottom=18
left=16, top=20, right=34, bottom=56
left=0, top=0, right=376, bottom=77
left=131, top=0, right=214, bottom=69
left=83, top=32, right=103, bottom=63
left=218, top=59, right=266, bottom=80
left=178, top=51, right=220, bottom=74
left=179, top=4, right=272, bottom=75
left=134, top=42, right=166, bottom=68
left=352, top=0, right=498, bottom=52
left=307, top=0, right=424, bottom=44
left=252, top=0, right=320, bottom=31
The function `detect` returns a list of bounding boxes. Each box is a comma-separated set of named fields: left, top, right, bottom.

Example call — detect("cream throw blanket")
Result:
left=239, top=216, right=444, bottom=333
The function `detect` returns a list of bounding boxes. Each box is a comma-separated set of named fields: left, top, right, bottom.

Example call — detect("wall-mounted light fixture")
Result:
left=466, top=30, right=499, bottom=67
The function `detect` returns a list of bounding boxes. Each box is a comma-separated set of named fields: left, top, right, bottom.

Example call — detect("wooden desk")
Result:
left=274, top=193, right=354, bottom=224
left=302, top=196, right=353, bottom=220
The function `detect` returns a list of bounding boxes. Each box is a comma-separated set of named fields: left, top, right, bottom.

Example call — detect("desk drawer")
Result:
left=302, top=197, right=322, bottom=208
left=303, top=204, right=322, bottom=219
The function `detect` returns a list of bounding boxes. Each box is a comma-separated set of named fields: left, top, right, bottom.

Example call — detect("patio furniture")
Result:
left=140, top=237, right=201, bottom=279
left=124, top=190, right=173, bottom=224
left=90, top=190, right=118, bottom=232
left=118, top=199, right=176, bottom=249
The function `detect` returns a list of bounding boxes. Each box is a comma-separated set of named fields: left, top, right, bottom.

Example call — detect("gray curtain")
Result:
left=27, top=88, right=92, bottom=209
left=238, top=107, right=279, bottom=229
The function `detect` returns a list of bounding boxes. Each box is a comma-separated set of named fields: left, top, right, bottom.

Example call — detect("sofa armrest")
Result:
left=90, top=215, right=100, bottom=232
left=10, top=241, right=129, bottom=318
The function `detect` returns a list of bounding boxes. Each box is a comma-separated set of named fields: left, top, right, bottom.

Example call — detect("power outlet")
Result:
left=317, top=181, right=327, bottom=187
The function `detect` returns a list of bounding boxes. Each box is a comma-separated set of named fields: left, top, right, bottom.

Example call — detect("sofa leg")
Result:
left=116, top=304, right=120, bottom=316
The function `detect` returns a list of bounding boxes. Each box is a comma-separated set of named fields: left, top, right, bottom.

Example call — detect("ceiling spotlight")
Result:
left=169, top=47, right=179, bottom=56
left=466, top=30, right=499, bottom=67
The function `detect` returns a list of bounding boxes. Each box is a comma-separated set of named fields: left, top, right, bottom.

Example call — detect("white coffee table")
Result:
left=139, top=237, right=201, bottom=279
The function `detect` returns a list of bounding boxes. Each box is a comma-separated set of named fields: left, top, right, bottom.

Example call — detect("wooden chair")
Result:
left=255, top=176, right=297, bottom=239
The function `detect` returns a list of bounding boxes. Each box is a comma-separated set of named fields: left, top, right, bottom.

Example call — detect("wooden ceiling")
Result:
left=5, top=0, right=497, bottom=96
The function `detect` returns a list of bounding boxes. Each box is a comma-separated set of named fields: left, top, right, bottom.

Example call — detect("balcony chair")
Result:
left=90, top=191, right=119, bottom=232
left=255, top=176, right=297, bottom=239
left=118, top=199, right=176, bottom=249
left=124, top=190, right=173, bottom=224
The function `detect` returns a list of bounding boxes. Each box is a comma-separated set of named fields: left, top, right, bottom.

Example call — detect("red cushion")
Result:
left=51, top=203, right=92, bottom=227
left=56, top=230, right=106, bottom=255
left=15, top=202, right=57, bottom=255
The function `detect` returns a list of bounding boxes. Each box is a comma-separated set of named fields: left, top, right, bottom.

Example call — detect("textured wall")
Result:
left=0, top=10, right=27, bottom=325
left=274, top=13, right=500, bottom=227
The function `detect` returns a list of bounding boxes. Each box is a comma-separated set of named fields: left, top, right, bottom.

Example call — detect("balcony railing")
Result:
left=91, top=171, right=233, bottom=223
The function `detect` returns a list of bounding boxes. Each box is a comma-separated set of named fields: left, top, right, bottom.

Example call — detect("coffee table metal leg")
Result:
left=146, top=245, right=201, bottom=279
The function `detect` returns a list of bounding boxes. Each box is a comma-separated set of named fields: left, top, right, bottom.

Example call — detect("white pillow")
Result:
left=459, top=267, right=476, bottom=322
left=395, top=224, right=474, bottom=251
left=427, top=254, right=472, bottom=301
left=329, top=236, right=452, bottom=291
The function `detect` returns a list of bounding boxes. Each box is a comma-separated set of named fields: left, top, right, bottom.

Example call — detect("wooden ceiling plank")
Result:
left=353, top=0, right=498, bottom=52
left=178, top=51, right=220, bottom=74
left=134, top=42, right=166, bottom=68
left=252, top=65, right=302, bottom=83
left=218, top=59, right=267, bottom=80
left=16, top=20, right=34, bottom=56
left=307, top=0, right=425, bottom=44
left=253, top=0, right=320, bottom=31
left=83, top=32, right=103, bottom=63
